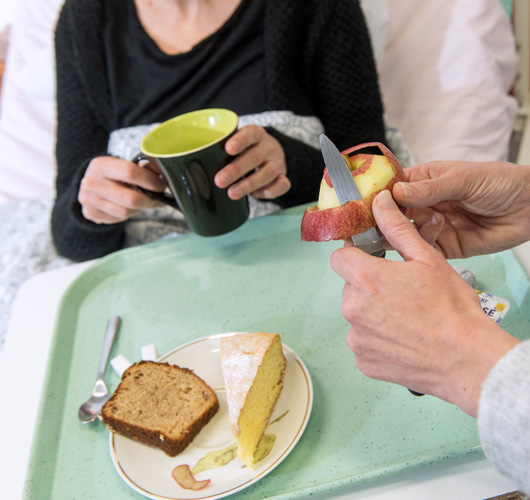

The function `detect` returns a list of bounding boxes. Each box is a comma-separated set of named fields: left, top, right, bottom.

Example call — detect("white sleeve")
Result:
left=478, top=340, right=530, bottom=495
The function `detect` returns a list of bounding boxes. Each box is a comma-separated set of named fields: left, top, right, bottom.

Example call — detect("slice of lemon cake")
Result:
left=220, top=332, right=286, bottom=469
left=101, top=361, right=219, bottom=457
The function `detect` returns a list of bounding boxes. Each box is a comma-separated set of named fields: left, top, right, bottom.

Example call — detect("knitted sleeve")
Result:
left=265, top=0, right=387, bottom=208
left=308, top=0, right=387, bottom=151
left=477, top=340, right=530, bottom=494
left=266, top=127, right=322, bottom=208
left=52, top=0, right=126, bottom=262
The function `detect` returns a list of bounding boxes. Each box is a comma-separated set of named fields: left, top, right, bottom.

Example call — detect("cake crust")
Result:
left=101, top=361, right=219, bottom=457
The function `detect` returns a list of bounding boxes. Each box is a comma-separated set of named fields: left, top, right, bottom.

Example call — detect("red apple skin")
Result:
left=301, top=142, right=404, bottom=242
left=301, top=197, right=376, bottom=242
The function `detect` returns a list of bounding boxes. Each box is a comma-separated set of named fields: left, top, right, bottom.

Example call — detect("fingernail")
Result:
left=376, top=190, right=394, bottom=208
left=431, top=211, right=443, bottom=225
left=398, top=182, right=413, bottom=198
left=214, top=173, right=224, bottom=188
left=226, top=139, right=238, bottom=154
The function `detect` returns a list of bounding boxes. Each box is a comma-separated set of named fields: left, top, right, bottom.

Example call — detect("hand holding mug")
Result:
left=79, top=156, right=167, bottom=224
left=214, top=124, right=291, bottom=200
left=79, top=110, right=288, bottom=235
left=136, top=109, right=249, bottom=236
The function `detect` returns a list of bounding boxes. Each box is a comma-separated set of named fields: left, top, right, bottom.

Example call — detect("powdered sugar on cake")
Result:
left=220, top=334, right=271, bottom=434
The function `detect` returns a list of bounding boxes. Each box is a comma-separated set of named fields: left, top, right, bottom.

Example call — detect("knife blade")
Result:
left=319, top=134, right=385, bottom=257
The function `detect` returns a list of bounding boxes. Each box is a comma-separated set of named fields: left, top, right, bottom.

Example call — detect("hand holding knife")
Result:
left=320, top=134, right=423, bottom=397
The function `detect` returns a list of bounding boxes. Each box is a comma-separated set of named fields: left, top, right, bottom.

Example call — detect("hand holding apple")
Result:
left=393, top=160, right=530, bottom=258
left=301, top=142, right=404, bottom=241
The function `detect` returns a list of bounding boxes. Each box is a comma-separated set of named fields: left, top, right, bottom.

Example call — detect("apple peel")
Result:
left=172, top=464, right=210, bottom=491
left=301, top=142, right=404, bottom=242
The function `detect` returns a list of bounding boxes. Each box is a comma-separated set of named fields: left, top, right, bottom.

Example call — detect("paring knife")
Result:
left=319, top=134, right=386, bottom=257
left=320, top=134, right=424, bottom=397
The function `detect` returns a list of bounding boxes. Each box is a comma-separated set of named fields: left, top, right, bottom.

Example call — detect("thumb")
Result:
left=373, top=190, right=436, bottom=262
left=393, top=176, right=455, bottom=208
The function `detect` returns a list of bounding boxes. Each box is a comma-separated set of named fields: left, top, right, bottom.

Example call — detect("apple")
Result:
left=172, top=464, right=210, bottom=491
left=301, top=142, right=404, bottom=242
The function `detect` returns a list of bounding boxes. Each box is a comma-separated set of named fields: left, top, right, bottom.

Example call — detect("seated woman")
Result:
left=51, top=0, right=388, bottom=262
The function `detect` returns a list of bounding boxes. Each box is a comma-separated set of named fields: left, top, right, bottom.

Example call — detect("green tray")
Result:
left=24, top=205, right=530, bottom=499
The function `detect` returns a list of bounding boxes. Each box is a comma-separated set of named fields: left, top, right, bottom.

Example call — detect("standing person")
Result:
left=52, top=0, right=387, bottom=262
left=330, top=160, right=530, bottom=494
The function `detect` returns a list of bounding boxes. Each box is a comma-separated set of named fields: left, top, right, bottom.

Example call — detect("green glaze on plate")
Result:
left=23, top=205, right=530, bottom=500
left=190, top=432, right=276, bottom=476
left=192, top=443, right=238, bottom=476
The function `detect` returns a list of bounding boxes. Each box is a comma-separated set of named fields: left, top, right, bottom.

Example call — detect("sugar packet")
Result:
left=477, top=290, right=510, bottom=325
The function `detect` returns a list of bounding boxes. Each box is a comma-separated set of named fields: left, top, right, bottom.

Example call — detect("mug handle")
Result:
left=131, top=153, right=180, bottom=210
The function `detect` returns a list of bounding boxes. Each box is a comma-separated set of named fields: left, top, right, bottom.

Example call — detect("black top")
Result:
left=53, top=0, right=387, bottom=262
left=106, top=0, right=268, bottom=125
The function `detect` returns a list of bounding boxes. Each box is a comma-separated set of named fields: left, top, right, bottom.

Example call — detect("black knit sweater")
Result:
left=52, top=0, right=386, bottom=262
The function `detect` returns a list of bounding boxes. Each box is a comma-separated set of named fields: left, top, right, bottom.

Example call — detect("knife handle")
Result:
left=375, top=249, right=424, bottom=396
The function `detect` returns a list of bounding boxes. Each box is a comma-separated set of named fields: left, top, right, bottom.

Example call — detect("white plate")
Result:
left=109, top=333, right=313, bottom=499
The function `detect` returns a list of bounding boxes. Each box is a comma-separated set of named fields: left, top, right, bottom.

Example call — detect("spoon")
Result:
left=78, top=315, right=121, bottom=423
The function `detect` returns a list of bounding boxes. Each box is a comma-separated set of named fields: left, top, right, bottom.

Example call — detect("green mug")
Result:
left=135, top=109, right=249, bottom=236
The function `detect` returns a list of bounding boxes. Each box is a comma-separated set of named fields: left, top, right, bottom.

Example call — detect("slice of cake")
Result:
left=220, top=332, right=286, bottom=469
left=101, top=361, right=219, bottom=457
